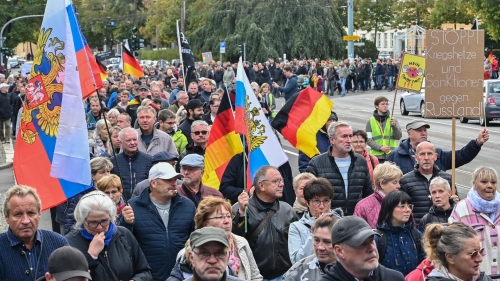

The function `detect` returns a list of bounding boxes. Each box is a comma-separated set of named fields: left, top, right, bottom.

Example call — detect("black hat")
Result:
left=329, top=111, right=338, bottom=122
left=44, top=246, right=92, bottom=281
left=331, top=216, right=380, bottom=247
left=152, top=151, right=179, bottom=164
left=138, top=85, right=150, bottom=91
left=133, top=80, right=142, bottom=86
left=186, top=99, right=206, bottom=111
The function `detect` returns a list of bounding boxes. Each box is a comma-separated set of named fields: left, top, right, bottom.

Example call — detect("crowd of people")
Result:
left=0, top=56, right=499, bottom=281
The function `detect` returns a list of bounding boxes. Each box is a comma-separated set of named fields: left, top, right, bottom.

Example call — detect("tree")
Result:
left=189, top=0, right=346, bottom=62
left=354, top=0, right=396, bottom=47
left=471, top=0, right=500, bottom=41
left=429, top=0, right=474, bottom=29
left=392, top=0, right=434, bottom=29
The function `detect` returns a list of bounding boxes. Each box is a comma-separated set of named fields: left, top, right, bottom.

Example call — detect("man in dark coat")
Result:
left=307, top=122, right=372, bottom=215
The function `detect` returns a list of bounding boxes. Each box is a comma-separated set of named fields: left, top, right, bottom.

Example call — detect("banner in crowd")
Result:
left=177, top=22, right=195, bottom=86
left=272, top=87, right=334, bottom=158
left=96, top=58, right=109, bottom=80
left=203, top=91, right=243, bottom=189
left=13, top=0, right=96, bottom=210
left=235, top=58, right=288, bottom=190
left=396, top=53, right=426, bottom=92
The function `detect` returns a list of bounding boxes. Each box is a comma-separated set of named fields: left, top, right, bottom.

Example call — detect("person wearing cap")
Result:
left=37, top=246, right=92, bottom=281
left=284, top=214, right=339, bottom=281
left=158, top=108, right=188, bottom=154
left=0, top=185, right=69, bottom=281
left=0, top=73, right=5, bottom=82
left=319, top=216, right=405, bottom=281
left=135, top=106, right=179, bottom=157
left=177, top=154, right=223, bottom=207
left=306, top=121, right=373, bottom=216
left=386, top=119, right=489, bottom=174
left=120, top=162, right=196, bottom=281
left=233, top=166, right=298, bottom=281
left=399, top=142, right=456, bottom=224
left=132, top=150, right=181, bottom=198
left=0, top=82, right=13, bottom=143
left=127, top=85, right=152, bottom=125
left=366, top=96, right=402, bottom=164
left=298, top=111, right=338, bottom=172
left=179, top=98, right=206, bottom=144
left=66, top=191, right=152, bottom=280
left=109, top=127, right=153, bottom=201
left=186, top=227, right=246, bottom=281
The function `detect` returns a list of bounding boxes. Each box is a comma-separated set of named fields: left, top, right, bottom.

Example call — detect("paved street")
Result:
left=0, top=86, right=496, bottom=231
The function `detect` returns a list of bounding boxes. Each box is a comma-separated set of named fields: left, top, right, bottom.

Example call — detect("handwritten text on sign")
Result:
left=425, top=30, right=484, bottom=118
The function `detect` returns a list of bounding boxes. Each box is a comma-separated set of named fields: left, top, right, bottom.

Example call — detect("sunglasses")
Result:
left=466, top=248, right=484, bottom=259
left=192, top=130, right=208, bottom=135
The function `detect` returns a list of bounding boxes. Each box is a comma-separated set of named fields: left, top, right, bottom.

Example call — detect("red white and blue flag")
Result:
left=14, top=0, right=98, bottom=209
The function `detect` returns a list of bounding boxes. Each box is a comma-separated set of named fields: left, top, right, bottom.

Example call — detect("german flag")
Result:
left=272, top=87, right=334, bottom=158
left=489, top=49, right=494, bottom=63
left=96, top=58, right=108, bottom=81
left=122, top=46, right=144, bottom=79
left=203, top=91, right=244, bottom=189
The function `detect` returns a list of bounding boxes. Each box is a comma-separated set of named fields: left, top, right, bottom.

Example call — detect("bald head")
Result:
left=416, top=141, right=437, bottom=174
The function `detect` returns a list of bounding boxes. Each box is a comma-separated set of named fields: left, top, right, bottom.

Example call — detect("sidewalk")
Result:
left=0, top=141, right=14, bottom=170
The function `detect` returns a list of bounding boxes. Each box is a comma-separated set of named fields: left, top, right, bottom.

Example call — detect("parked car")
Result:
left=7, top=57, right=19, bottom=70
left=378, top=51, right=391, bottom=60
left=400, top=85, right=426, bottom=117
left=459, top=80, right=500, bottom=126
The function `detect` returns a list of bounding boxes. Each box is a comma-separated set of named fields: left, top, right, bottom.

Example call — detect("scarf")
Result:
left=227, top=235, right=241, bottom=274
left=467, top=188, right=500, bottom=217
left=293, top=198, right=308, bottom=214
left=80, top=222, right=116, bottom=246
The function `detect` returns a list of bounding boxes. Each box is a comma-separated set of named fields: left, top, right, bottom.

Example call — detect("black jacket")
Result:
left=232, top=195, right=298, bottom=279
left=109, top=151, right=153, bottom=201
left=214, top=69, right=224, bottom=83
left=272, top=67, right=284, bottom=82
left=400, top=165, right=452, bottom=223
left=0, top=91, right=13, bottom=119
left=319, top=261, right=405, bottom=281
left=418, top=199, right=456, bottom=232
left=306, top=148, right=373, bottom=215
left=178, top=118, right=195, bottom=144
left=65, top=226, right=152, bottom=281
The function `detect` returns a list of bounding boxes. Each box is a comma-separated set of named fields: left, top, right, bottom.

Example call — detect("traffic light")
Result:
left=238, top=44, right=243, bottom=55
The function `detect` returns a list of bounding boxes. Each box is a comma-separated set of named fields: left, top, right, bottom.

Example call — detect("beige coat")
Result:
left=136, top=128, right=179, bottom=157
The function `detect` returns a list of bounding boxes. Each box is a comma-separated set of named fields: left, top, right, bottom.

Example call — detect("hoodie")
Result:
left=405, top=258, right=434, bottom=281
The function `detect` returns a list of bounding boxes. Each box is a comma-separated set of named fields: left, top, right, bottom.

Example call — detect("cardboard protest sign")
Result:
left=425, top=30, right=484, bottom=118
left=396, top=54, right=425, bottom=92
left=202, top=52, right=213, bottom=63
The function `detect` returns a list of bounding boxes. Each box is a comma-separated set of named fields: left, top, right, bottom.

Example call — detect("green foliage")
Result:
left=0, top=0, right=45, bottom=49
left=354, top=0, right=396, bottom=45
left=354, top=39, right=378, bottom=60
left=188, top=0, right=346, bottom=62
left=392, top=0, right=434, bottom=29
left=430, top=0, right=474, bottom=29
left=471, top=0, right=500, bottom=41
left=138, top=49, right=181, bottom=60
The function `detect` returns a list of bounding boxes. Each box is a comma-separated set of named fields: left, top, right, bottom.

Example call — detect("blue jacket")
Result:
left=169, top=86, right=184, bottom=104
left=386, top=138, right=482, bottom=174
left=298, top=130, right=330, bottom=172
left=119, top=189, right=196, bottom=281
left=107, top=91, right=134, bottom=108
left=110, top=151, right=153, bottom=201
left=0, top=229, right=68, bottom=281
left=278, top=74, right=299, bottom=101
left=375, top=222, right=424, bottom=276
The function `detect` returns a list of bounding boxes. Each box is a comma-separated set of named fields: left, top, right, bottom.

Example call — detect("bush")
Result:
left=138, top=49, right=180, bottom=61
left=354, top=39, right=378, bottom=60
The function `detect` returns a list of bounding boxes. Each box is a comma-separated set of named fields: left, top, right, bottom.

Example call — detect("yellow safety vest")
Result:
left=369, top=116, right=398, bottom=156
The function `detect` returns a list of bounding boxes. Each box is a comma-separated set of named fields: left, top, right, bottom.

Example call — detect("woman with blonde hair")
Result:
left=168, top=197, right=262, bottom=281
left=423, top=222, right=491, bottom=281
left=96, top=174, right=126, bottom=217
left=101, top=126, right=122, bottom=158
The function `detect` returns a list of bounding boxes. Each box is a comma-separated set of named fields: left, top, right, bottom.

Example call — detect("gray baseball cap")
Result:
left=190, top=227, right=228, bottom=248
left=406, top=120, right=430, bottom=131
left=331, top=216, right=380, bottom=247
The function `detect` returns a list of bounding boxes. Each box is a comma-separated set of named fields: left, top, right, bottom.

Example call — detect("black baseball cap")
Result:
left=41, top=246, right=92, bottom=281
left=331, top=216, right=380, bottom=247
left=186, top=99, right=206, bottom=111
left=152, top=151, right=179, bottom=164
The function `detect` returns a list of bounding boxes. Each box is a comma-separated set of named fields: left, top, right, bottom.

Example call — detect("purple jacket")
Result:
left=354, top=190, right=384, bottom=228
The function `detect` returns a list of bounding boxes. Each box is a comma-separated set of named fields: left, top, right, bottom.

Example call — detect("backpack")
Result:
left=376, top=227, right=422, bottom=262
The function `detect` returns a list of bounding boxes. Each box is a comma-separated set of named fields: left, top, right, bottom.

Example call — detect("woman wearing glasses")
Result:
left=424, top=222, right=492, bottom=281
left=449, top=166, right=500, bottom=276
left=66, top=190, right=152, bottom=281
left=168, top=197, right=262, bottom=281
left=375, top=190, right=425, bottom=276
left=288, top=178, right=342, bottom=263
left=96, top=175, right=126, bottom=218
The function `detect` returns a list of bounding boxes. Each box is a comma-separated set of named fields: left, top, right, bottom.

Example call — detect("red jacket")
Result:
left=405, top=258, right=434, bottom=281
left=353, top=190, right=384, bottom=228
left=485, top=70, right=491, bottom=80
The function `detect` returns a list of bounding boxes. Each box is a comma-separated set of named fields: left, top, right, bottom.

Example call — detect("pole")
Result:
left=451, top=118, right=456, bottom=196
left=0, top=14, right=44, bottom=65
left=242, top=135, right=248, bottom=233
left=347, top=0, right=354, bottom=62
left=243, top=43, right=246, bottom=62
left=176, top=20, right=188, bottom=93
left=181, top=0, right=186, bottom=33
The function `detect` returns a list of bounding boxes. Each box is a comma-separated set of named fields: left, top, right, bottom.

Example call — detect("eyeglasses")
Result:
left=310, top=199, right=331, bottom=206
left=85, top=219, right=110, bottom=228
left=396, top=204, right=414, bottom=210
left=192, top=249, right=227, bottom=260
left=262, top=178, right=284, bottom=185
left=206, top=214, right=232, bottom=221
left=193, top=130, right=208, bottom=135
left=104, top=190, right=120, bottom=196
left=466, top=248, right=485, bottom=259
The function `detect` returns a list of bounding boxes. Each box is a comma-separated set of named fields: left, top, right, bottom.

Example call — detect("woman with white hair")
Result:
left=66, top=190, right=152, bottom=280
left=89, top=119, right=111, bottom=158
left=107, top=108, right=120, bottom=127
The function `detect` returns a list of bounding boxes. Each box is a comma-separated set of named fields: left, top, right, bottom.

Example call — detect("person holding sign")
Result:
left=386, top=120, right=489, bottom=174
left=366, top=96, right=402, bottom=164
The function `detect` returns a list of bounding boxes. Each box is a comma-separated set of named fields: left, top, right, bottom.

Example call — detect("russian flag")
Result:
left=234, top=58, right=288, bottom=188
left=13, top=0, right=94, bottom=210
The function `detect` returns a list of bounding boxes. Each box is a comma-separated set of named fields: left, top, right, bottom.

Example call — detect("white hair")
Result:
left=95, top=119, right=111, bottom=132
left=73, top=190, right=117, bottom=230
left=107, top=108, right=120, bottom=118
left=119, top=127, right=138, bottom=142
left=429, top=177, right=451, bottom=191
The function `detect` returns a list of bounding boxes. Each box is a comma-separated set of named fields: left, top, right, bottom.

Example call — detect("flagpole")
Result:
left=242, top=135, right=248, bottom=233
left=176, top=20, right=188, bottom=93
